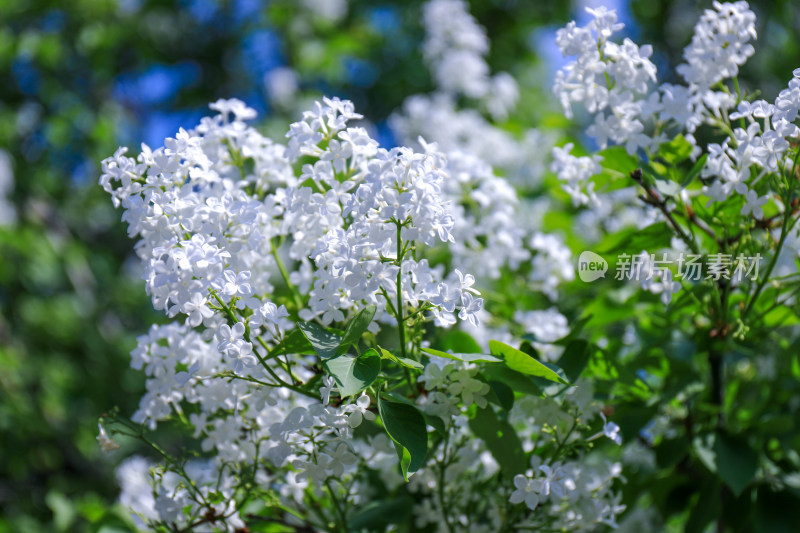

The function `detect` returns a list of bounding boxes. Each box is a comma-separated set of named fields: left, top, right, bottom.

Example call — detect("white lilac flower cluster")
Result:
left=501, top=380, right=627, bottom=529
left=550, top=143, right=602, bottom=208
left=392, top=0, right=571, bottom=298
left=509, top=458, right=626, bottom=529
left=101, top=2, right=631, bottom=530
left=100, top=97, right=494, bottom=530
left=116, top=456, right=247, bottom=531
left=552, top=2, right=800, bottom=213
left=554, top=6, right=660, bottom=155
left=408, top=416, right=504, bottom=533
left=418, top=358, right=492, bottom=416
left=422, top=0, right=518, bottom=119
left=702, top=72, right=800, bottom=208
left=101, top=97, right=483, bottom=332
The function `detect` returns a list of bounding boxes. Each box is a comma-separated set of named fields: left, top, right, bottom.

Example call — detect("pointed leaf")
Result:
left=714, top=432, right=758, bottom=497
left=422, top=347, right=501, bottom=364
left=338, top=305, right=377, bottom=353
left=438, top=330, right=482, bottom=354
left=558, top=340, right=591, bottom=383
left=483, top=365, right=542, bottom=396
left=378, top=396, right=428, bottom=481
left=272, top=328, right=315, bottom=355
left=298, top=321, right=342, bottom=359
left=681, top=153, right=707, bottom=188
left=468, top=406, right=526, bottom=477
left=488, top=380, right=514, bottom=411
left=489, top=340, right=568, bottom=385
left=323, top=349, right=381, bottom=397
left=378, top=347, right=424, bottom=370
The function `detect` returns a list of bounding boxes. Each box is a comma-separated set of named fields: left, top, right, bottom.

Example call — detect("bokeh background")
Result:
left=1, top=0, right=798, bottom=531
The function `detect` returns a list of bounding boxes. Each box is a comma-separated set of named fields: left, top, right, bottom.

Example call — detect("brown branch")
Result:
left=631, top=169, right=698, bottom=253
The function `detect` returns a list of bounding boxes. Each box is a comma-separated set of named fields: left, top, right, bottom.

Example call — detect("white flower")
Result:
left=217, top=322, right=245, bottom=353
left=345, top=393, right=376, bottom=428
left=458, top=292, right=484, bottom=328
left=550, top=143, right=603, bottom=207
left=509, top=474, right=541, bottom=510
left=660, top=269, right=681, bottom=306
left=326, top=442, right=358, bottom=476
left=455, top=269, right=479, bottom=295
left=446, top=366, right=490, bottom=408
left=741, top=189, right=767, bottom=219
left=537, top=462, right=576, bottom=499
left=228, top=342, right=257, bottom=374
left=319, top=375, right=336, bottom=405
left=600, top=412, right=623, bottom=445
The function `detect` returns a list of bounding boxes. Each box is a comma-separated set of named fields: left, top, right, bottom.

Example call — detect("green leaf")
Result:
left=681, top=153, right=707, bottom=188
left=298, top=321, right=342, bottom=359
left=348, top=496, right=414, bottom=531
left=599, top=221, right=674, bottom=255
left=656, top=435, right=690, bottom=469
left=338, top=305, right=377, bottom=353
left=378, top=397, right=428, bottom=481
left=46, top=491, right=76, bottom=532
left=424, top=413, right=447, bottom=436
left=323, top=349, right=381, bottom=397
left=593, top=145, right=637, bottom=193
left=438, top=330, right=482, bottom=354
left=489, top=340, right=568, bottom=385
left=483, top=365, right=542, bottom=396
left=468, top=406, right=526, bottom=477
left=558, top=340, right=591, bottom=383
left=598, top=145, right=637, bottom=172
left=488, top=380, right=514, bottom=411
left=422, top=347, right=501, bottom=363
left=378, top=346, right=424, bottom=370
left=552, top=314, right=593, bottom=346
left=713, top=432, right=758, bottom=497
left=754, top=488, right=800, bottom=533
left=273, top=328, right=315, bottom=355
left=659, top=134, right=694, bottom=164
left=685, top=476, right=722, bottom=533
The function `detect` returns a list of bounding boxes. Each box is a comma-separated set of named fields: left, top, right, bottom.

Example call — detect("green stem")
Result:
left=324, top=479, right=348, bottom=532
left=395, top=221, right=408, bottom=361
left=271, top=239, right=304, bottom=310
left=752, top=284, right=800, bottom=322
left=437, top=431, right=456, bottom=533
left=741, top=206, right=792, bottom=321
left=551, top=413, right=580, bottom=462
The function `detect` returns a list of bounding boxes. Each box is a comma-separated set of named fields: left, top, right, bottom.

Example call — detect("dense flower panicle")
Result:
left=94, top=0, right=742, bottom=528
left=117, top=456, right=247, bottom=532
left=503, top=383, right=628, bottom=529
left=422, top=0, right=518, bottom=118
left=676, top=1, right=756, bottom=89
left=101, top=95, right=498, bottom=530
left=554, top=7, right=659, bottom=156
left=551, top=143, right=603, bottom=207
left=101, top=97, right=484, bottom=332
left=701, top=70, right=800, bottom=204
left=553, top=1, right=758, bottom=158
left=551, top=0, right=800, bottom=262
left=393, top=0, right=575, bottom=299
